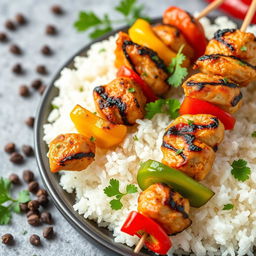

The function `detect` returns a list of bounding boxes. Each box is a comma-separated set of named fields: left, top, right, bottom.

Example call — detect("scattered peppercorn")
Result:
left=23, top=169, right=34, bottom=183
left=51, top=5, right=64, bottom=15
left=36, top=189, right=48, bottom=197
left=38, top=195, right=49, bottom=207
left=1, top=234, right=14, bottom=245
left=43, top=226, right=54, bottom=239
left=28, top=200, right=40, bottom=211
left=10, top=152, right=24, bottom=164
left=0, top=32, right=8, bottom=42
left=22, top=145, right=34, bottom=156
left=36, top=65, right=47, bottom=75
left=9, top=173, right=20, bottom=185
left=25, top=116, right=35, bottom=128
left=4, top=143, right=16, bottom=153
left=19, top=85, right=30, bottom=97
left=46, top=25, right=57, bottom=35
left=28, top=181, right=39, bottom=194
left=19, top=202, right=29, bottom=212
left=5, top=20, right=16, bottom=31
left=31, top=79, right=42, bottom=90
left=40, top=212, right=52, bottom=224
left=15, top=13, right=27, bottom=25
left=12, top=63, right=23, bottom=74
left=26, top=210, right=39, bottom=218
left=10, top=44, right=22, bottom=55
left=27, top=214, right=40, bottom=226
left=29, top=234, right=41, bottom=246
left=38, top=85, right=46, bottom=95
left=41, top=45, right=53, bottom=56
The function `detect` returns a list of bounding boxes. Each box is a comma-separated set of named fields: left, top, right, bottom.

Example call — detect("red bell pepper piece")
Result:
left=117, top=66, right=158, bottom=103
left=163, top=6, right=208, bottom=58
left=121, top=211, right=172, bottom=255
left=179, top=97, right=236, bottom=130
left=206, top=0, right=256, bottom=24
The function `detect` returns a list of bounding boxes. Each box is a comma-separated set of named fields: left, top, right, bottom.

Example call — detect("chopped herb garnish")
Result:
left=99, top=48, right=106, bottom=53
left=79, top=87, right=84, bottom=92
left=0, top=177, right=31, bottom=225
left=167, top=45, right=188, bottom=87
left=151, top=55, right=160, bottom=62
left=51, top=104, right=59, bottom=110
left=223, top=204, right=234, bottom=210
left=240, top=46, right=247, bottom=52
left=222, top=77, right=229, bottom=83
left=133, top=135, right=139, bottom=141
left=145, top=98, right=180, bottom=120
left=74, top=0, right=150, bottom=39
left=251, top=131, right=256, bottom=137
left=22, top=230, right=28, bottom=235
left=104, top=179, right=138, bottom=210
left=141, top=72, right=148, bottom=77
left=93, top=112, right=97, bottom=115
left=231, top=159, right=251, bottom=182
left=175, top=149, right=183, bottom=155
left=128, top=87, right=136, bottom=93
left=187, top=119, right=194, bottom=126
left=90, top=136, right=96, bottom=142
left=237, top=61, right=246, bottom=67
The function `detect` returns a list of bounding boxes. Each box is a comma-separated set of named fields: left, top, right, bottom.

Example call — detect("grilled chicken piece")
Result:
left=169, top=114, right=225, bottom=148
left=195, top=54, right=256, bottom=86
left=48, top=133, right=95, bottom=173
left=115, top=32, right=169, bottom=96
left=205, top=29, right=256, bottom=66
left=93, top=77, right=146, bottom=125
left=161, top=114, right=225, bottom=181
left=138, top=183, right=191, bottom=235
left=182, top=73, right=243, bottom=113
left=152, top=24, right=195, bottom=59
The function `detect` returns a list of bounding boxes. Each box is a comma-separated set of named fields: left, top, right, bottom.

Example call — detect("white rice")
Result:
left=44, top=16, right=256, bottom=255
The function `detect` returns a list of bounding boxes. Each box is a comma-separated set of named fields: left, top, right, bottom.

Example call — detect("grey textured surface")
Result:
left=0, top=0, right=215, bottom=255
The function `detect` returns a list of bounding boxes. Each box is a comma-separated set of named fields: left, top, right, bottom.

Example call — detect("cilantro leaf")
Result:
left=17, top=190, right=30, bottom=203
left=11, top=202, right=21, bottom=213
left=74, top=0, right=149, bottom=39
left=74, top=11, right=101, bottom=31
left=0, top=178, right=11, bottom=204
left=167, top=46, right=188, bottom=87
left=251, top=131, right=256, bottom=137
left=104, top=179, right=138, bottom=210
left=145, top=98, right=180, bottom=120
left=104, top=179, right=121, bottom=197
left=110, top=199, right=123, bottom=210
left=126, top=184, right=138, bottom=194
left=176, top=149, right=183, bottom=155
left=240, top=46, right=247, bottom=52
left=115, top=0, right=136, bottom=16
left=0, top=205, right=11, bottom=225
left=223, top=204, right=234, bottom=210
left=187, top=119, right=194, bottom=126
left=231, top=159, right=251, bottom=182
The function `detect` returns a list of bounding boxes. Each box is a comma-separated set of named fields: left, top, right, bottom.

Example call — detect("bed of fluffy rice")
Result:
left=43, top=16, right=256, bottom=256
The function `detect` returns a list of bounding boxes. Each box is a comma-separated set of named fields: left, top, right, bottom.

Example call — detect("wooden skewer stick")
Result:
left=241, top=0, right=256, bottom=32
left=134, top=233, right=147, bottom=254
left=196, top=0, right=225, bottom=20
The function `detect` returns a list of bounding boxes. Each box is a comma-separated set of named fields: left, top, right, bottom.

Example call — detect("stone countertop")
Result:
left=0, top=0, right=219, bottom=255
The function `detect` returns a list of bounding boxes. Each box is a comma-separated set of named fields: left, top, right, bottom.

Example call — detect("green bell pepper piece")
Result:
left=137, top=160, right=214, bottom=208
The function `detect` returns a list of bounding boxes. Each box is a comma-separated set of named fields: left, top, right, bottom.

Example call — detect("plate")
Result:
left=35, top=18, right=163, bottom=256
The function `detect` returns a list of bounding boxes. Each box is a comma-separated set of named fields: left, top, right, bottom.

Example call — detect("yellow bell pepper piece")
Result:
left=70, top=105, right=127, bottom=149
left=129, top=19, right=189, bottom=67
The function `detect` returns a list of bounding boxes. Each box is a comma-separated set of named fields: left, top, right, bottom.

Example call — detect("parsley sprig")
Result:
left=74, top=0, right=150, bottom=39
left=167, top=45, right=188, bottom=87
left=104, top=179, right=138, bottom=210
left=231, top=159, right=251, bottom=182
left=0, top=177, right=31, bottom=224
left=145, top=98, right=180, bottom=120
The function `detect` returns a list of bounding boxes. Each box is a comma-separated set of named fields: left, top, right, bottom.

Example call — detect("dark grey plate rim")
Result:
left=34, top=18, right=162, bottom=256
